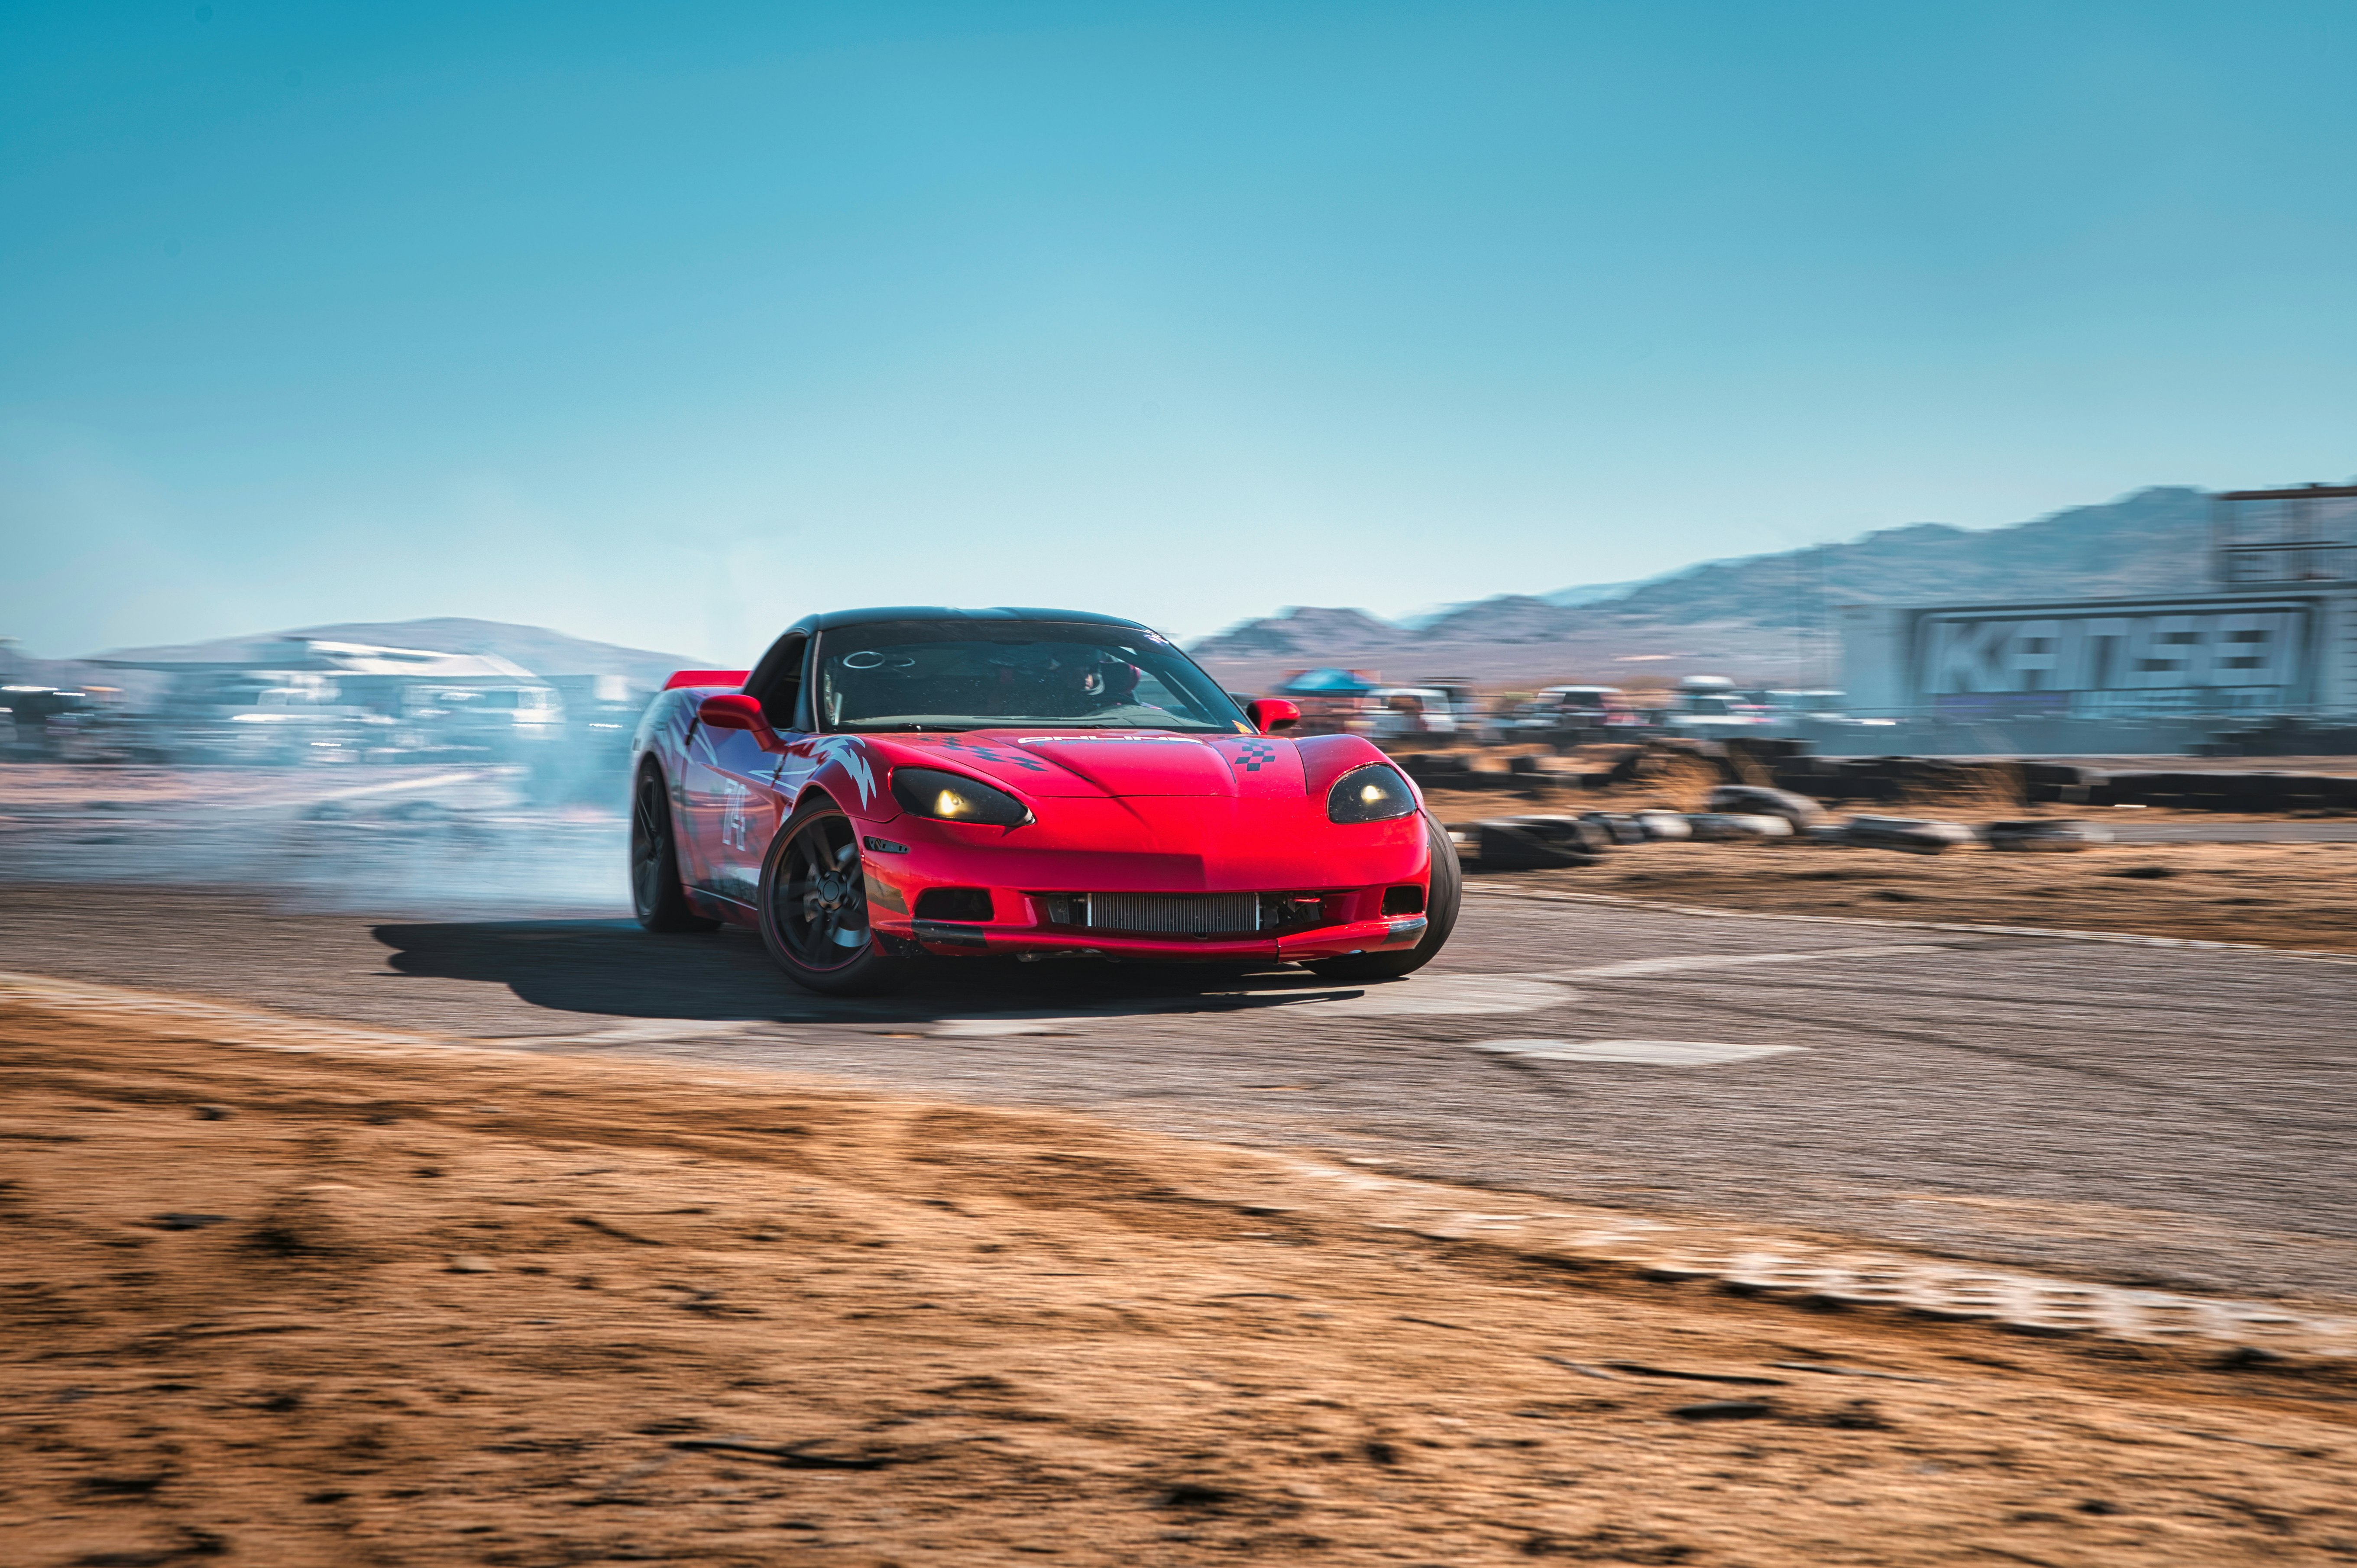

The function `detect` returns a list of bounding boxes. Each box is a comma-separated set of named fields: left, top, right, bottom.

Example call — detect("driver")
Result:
left=982, top=645, right=1150, bottom=717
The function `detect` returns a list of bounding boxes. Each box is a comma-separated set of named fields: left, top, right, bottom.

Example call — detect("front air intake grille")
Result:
left=1079, top=892, right=1261, bottom=936
left=914, top=886, right=994, bottom=922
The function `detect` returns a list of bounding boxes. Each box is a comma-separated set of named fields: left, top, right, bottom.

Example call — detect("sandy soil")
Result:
left=1422, top=753, right=2357, bottom=954
left=4, top=992, right=2353, bottom=1566
left=1462, top=839, right=2357, bottom=956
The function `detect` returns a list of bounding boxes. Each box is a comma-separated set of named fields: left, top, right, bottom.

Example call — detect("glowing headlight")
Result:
left=1326, top=763, right=1416, bottom=824
left=891, top=766, right=1033, bottom=827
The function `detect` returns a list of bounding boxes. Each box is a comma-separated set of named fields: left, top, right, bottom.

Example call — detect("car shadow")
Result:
left=369, top=919, right=1378, bottom=1026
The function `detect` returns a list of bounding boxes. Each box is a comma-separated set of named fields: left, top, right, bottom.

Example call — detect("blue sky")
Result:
left=6, top=0, right=2355, bottom=661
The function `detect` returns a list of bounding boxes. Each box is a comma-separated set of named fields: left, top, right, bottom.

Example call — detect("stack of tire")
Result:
left=1838, top=815, right=1979, bottom=854
left=1985, top=819, right=2112, bottom=851
left=1471, top=815, right=1614, bottom=869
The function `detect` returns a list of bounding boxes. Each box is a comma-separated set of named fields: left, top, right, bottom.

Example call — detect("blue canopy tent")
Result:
left=1277, top=667, right=1381, bottom=696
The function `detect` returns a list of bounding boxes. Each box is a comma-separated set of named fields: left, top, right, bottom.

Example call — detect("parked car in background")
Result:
left=1656, top=675, right=1770, bottom=736
left=1735, top=688, right=1854, bottom=735
left=0, top=685, right=94, bottom=759
left=400, top=682, right=566, bottom=759
left=1492, top=684, right=1645, bottom=745
left=1364, top=686, right=1459, bottom=739
left=1413, top=679, right=1485, bottom=733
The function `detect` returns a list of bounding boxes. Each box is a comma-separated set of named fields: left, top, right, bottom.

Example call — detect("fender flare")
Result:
left=798, top=735, right=887, bottom=819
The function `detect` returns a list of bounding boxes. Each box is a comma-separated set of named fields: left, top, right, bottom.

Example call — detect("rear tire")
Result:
left=1304, top=814, right=1461, bottom=982
left=631, top=765, right=720, bottom=933
left=758, top=797, right=911, bottom=996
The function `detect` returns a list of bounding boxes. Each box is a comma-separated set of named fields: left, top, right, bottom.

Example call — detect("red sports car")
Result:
left=627, top=607, right=1460, bottom=993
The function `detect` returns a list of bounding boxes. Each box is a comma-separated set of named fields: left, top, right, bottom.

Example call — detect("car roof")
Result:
left=790, top=606, right=1157, bottom=634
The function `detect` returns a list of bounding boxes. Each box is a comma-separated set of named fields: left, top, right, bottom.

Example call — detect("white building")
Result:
left=1840, top=485, right=2357, bottom=723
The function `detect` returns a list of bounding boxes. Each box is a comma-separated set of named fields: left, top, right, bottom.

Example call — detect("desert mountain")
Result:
left=1190, top=485, right=2216, bottom=691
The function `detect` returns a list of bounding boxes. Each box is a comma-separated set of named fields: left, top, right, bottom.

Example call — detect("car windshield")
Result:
left=816, top=621, right=1249, bottom=734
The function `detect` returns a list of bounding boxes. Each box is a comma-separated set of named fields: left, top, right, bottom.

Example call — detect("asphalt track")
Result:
left=5, top=801, right=2354, bottom=1306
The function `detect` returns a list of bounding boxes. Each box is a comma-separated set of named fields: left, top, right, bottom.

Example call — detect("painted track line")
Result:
left=1532, top=943, right=1946, bottom=983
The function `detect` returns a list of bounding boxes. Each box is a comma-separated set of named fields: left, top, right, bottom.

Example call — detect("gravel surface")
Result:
left=1481, top=839, right=2357, bottom=953
left=6, top=993, right=2349, bottom=1568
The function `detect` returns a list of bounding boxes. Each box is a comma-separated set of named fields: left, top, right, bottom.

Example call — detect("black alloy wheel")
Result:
left=758, top=798, right=910, bottom=994
left=630, top=766, right=721, bottom=933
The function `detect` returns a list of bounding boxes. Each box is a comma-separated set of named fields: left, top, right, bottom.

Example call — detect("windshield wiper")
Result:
left=1024, top=722, right=1221, bottom=732
left=835, top=721, right=987, bottom=733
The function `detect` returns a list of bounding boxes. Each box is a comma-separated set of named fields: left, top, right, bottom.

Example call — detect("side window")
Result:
left=790, top=638, right=814, bottom=731
left=748, top=633, right=808, bottom=733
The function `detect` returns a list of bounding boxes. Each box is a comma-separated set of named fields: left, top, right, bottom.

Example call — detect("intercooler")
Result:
left=1071, top=892, right=1263, bottom=936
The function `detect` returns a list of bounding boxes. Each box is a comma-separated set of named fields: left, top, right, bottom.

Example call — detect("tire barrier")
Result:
left=1683, top=812, right=1796, bottom=841
left=1454, top=808, right=2124, bottom=867
left=2087, top=769, right=2357, bottom=813
left=1985, top=818, right=2114, bottom=852
left=1703, top=784, right=1825, bottom=827
left=1768, top=754, right=2357, bottom=815
left=2024, top=762, right=2104, bottom=804
left=1579, top=811, right=1652, bottom=845
left=1473, top=815, right=1612, bottom=870
left=1836, top=815, right=1979, bottom=855
left=1768, top=755, right=2026, bottom=807
left=1395, top=751, right=1544, bottom=792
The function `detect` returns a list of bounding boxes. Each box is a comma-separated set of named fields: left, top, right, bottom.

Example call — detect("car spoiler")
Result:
left=662, top=669, right=750, bottom=691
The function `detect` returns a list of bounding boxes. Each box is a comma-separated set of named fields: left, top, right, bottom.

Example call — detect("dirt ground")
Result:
left=1415, top=759, right=2357, bottom=954
left=4, top=991, right=2353, bottom=1567
left=1461, top=838, right=2357, bottom=956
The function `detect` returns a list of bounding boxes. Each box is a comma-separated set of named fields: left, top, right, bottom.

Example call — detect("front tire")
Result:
left=1304, top=814, right=1461, bottom=982
left=631, top=765, right=720, bottom=933
left=757, top=797, right=910, bottom=996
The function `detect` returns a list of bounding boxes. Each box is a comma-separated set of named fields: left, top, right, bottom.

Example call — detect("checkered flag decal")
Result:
left=942, top=736, right=1045, bottom=771
left=1230, top=740, right=1279, bottom=773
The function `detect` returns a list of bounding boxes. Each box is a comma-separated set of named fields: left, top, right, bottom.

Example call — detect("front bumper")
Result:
left=891, top=913, right=1428, bottom=962
left=854, top=799, right=1432, bottom=963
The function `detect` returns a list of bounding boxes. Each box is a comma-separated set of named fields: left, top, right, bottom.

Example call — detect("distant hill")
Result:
left=1541, top=577, right=1657, bottom=608
left=1183, top=607, right=1412, bottom=662
left=1189, top=485, right=2216, bottom=691
left=1578, top=485, right=2209, bottom=630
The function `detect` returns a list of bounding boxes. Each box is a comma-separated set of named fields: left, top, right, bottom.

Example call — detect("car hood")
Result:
left=865, top=730, right=1307, bottom=799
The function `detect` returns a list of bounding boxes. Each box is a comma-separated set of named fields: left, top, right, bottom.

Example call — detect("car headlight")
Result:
left=890, top=766, right=1033, bottom=827
left=1327, top=763, right=1417, bottom=824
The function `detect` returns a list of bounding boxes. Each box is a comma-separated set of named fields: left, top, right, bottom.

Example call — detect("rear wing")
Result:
left=662, top=669, right=750, bottom=691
